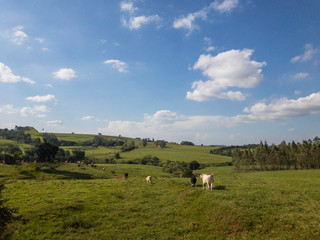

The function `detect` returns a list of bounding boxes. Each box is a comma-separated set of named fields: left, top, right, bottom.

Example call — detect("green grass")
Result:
left=120, top=143, right=230, bottom=164
left=2, top=163, right=320, bottom=239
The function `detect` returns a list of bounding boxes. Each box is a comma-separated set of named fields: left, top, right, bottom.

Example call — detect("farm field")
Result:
left=1, top=163, right=320, bottom=239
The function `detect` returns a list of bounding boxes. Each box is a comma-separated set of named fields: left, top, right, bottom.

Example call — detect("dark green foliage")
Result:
left=210, top=144, right=258, bottom=157
left=189, top=160, right=200, bottom=170
left=122, top=155, right=160, bottom=166
left=180, top=141, right=195, bottom=146
left=154, top=140, right=166, bottom=149
left=0, top=126, right=33, bottom=144
left=71, top=150, right=85, bottom=162
left=142, top=139, right=147, bottom=147
left=92, top=136, right=125, bottom=147
left=162, top=160, right=193, bottom=177
left=234, top=137, right=320, bottom=171
left=0, top=154, right=16, bottom=165
left=35, top=141, right=59, bottom=163
left=42, top=133, right=60, bottom=146
left=121, top=142, right=136, bottom=152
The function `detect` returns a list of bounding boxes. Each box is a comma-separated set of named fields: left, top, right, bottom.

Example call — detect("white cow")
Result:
left=146, top=176, right=152, bottom=184
left=199, top=173, right=214, bottom=190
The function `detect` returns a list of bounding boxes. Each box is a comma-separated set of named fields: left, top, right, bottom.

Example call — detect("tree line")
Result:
left=233, top=137, right=320, bottom=171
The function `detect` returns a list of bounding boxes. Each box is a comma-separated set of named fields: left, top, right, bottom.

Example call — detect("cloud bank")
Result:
left=98, top=92, right=320, bottom=141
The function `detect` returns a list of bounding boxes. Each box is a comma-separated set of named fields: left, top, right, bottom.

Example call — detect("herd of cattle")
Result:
left=76, top=161, right=214, bottom=190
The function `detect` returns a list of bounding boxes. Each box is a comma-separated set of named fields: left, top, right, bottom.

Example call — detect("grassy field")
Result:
left=1, top=163, right=320, bottom=239
left=1, top=130, right=228, bottom=165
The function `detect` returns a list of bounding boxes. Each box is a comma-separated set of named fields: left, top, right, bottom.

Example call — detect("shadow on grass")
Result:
left=194, top=184, right=227, bottom=190
left=41, top=168, right=93, bottom=179
left=213, top=185, right=227, bottom=190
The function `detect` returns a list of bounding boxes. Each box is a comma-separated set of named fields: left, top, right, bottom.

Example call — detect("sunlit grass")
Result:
left=2, top=164, right=320, bottom=239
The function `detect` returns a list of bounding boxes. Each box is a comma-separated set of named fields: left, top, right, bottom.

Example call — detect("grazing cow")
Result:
left=124, top=173, right=128, bottom=179
left=199, top=173, right=214, bottom=190
left=190, top=175, right=197, bottom=187
left=146, top=176, right=152, bottom=184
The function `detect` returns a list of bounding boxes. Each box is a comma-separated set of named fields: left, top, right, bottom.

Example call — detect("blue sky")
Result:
left=0, top=0, right=320, bottom=145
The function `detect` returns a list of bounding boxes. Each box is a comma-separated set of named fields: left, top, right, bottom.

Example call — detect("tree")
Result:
left=42, top=133, right=60, bottom=146
left=154, top=140, right=166, bottom=149
left=142, top=139, right=147, bottom=147
left=181, top=141, right=195, bottom=146
left=189, top=160, right=200, bottom=170
left=35, top=140, right=59, bottom=162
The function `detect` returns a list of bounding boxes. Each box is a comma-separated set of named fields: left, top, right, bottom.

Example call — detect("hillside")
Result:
left=0, top=126, right=231, bottom=165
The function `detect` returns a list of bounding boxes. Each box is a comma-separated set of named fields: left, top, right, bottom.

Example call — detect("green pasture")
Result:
left=119, top=143, right=229, bottom=164
left=1, top=163, right=320, bottom=239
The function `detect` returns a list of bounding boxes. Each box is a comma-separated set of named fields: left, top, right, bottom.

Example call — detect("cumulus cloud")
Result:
left=104, top=59, right=128, bottom=72
left=241, top=92, right=320, bottom=121
left=26, top=94, right=56, bottom=103
left=52, top=68, right=77, bottom=80
left=291, top=44, right=318, bottom=63
left=294, top=72, right=309, bottom=79
left=120, top=1, right=161, bottom=30
left=173, top=0, right=239, bottom=34
left=212, top=0, right=239, bottom=13
left=0, top=104, right=18, bottom=114
left=46, top=120, right=63, bottom=128
left=81, top=116, right=95, bottom=121
left=173, top=6, right=208, bottom=33
left=0, top=62, right=36, bottom=84
left=122, top=15, right=161, bottom=30
left=187, top=49, right=266, bottom=101
left=120, top=1, right=137, bottom=13
left=20, top=105, right=48, bottom=118
left=12, top=26, right=28, bottom=45
left=98, top=92, right=320, bottom=141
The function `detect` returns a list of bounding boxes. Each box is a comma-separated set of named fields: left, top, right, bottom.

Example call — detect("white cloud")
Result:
left=46, top=120, right=63, bottom=128
left=187, top=49, right=266, bottom=101
left=288, top=128, right=295, bottom=132
left=120, top=1, right=161, bottom=30
left=294, top=72, right=309, bottom=79
left=291, top=44, right=318, bottom=63
left=294, top=90, right=301, bottom=95
left=241, top=92, right=320, bottom=121
left=26, top=94, right=56, bottom=103
left=98, top=92, right=320, bottom=142
left=45, top=83, right=53, bottom=88
left=20, top=105, right=48, bottom=118
left=173, top=7, right=208, bottom=33
left=35, top=37, right=44, bottom=43
left=0, top=104, right=18, bottom=114
left=52, top=68, right=77, bottom=80
left=104, top=59, right=128, bottom=72
left=212, top=0, right=239, bottom=13
left=12, top=26, right=28, bottom=45
left=0, top=62, right=35, bottom=84
left=122, top=15, right=161, bottom=30
left=120, top=1, right=137, bottom=13
left=173, top=0, right=239, bottom=34
left=81, top=116, right=95, bottom=121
